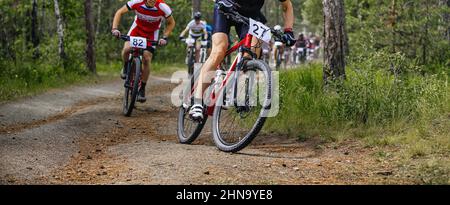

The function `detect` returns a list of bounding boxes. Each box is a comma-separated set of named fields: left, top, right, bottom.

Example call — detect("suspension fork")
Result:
left=233, top=34, right=255, bottom=107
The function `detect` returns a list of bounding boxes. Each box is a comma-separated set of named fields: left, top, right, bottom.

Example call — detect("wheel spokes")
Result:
left=216, top=69, right=267, bottom=145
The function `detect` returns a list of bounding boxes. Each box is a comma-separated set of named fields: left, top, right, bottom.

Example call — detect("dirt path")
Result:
left=0, top=75, right=413, bottom=184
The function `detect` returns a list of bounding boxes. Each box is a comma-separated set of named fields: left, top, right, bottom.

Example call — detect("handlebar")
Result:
left=118, top=34, right=159, bottom=47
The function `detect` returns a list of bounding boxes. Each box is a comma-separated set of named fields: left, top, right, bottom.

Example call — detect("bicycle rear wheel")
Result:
left=177, top=69, right=207, bottom=144
left=123, top=57, right=141, bottom=117
left=212, top=60, right=272, bottom=152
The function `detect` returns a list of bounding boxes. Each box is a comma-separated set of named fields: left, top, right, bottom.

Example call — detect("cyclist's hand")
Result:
left=283, top=29, right=296, bottom=47
left=111, top=29, right=121, bottom=38
left=159, top=37, right=168, bottom=46
left=179, top=36, right=185, bottom=41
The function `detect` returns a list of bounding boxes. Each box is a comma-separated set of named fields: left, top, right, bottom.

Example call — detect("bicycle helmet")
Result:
left=274, top=25, right=282, bottom=31
left=194, top=12, right=202, bottom=20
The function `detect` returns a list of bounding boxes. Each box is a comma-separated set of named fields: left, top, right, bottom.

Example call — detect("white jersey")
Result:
left=186, top=20, right=206, bottom=37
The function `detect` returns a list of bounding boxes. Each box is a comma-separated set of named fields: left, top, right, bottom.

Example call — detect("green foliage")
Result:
left=345, top=0, right=450, bottom=72
left=266, top=61, right=449, bottom=184
left=302, top=0, right=450, bottom=73
left=303, top=0, right=323, bottom=33
left=265, top=62, right=449, bottom=138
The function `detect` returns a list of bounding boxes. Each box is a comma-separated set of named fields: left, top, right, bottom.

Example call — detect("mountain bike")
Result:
left=177, top=1, right=286, bottom=152
left=274, top=41, right=283, bottom=70
left=295, top=47, right=307, bottom=64
left=182, top=38, right=196, bottom=76
left=182, top=37, right=209, bottom=75
left=118, top=35, right=157, bottom=117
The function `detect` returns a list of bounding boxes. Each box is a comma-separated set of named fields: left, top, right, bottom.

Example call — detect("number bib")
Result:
left=249, top=18, right=272, bottom=43
left=130, top=36, right=147, bottom=49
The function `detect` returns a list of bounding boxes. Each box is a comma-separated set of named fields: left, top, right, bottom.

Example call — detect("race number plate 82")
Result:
left=130, top=36, right=147, bottom=49
left=249, top=18, right=272, bottom=43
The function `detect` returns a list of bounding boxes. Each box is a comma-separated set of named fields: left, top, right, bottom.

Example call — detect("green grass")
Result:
left=0, top=67, right=104, bottom=102
left=0, top=61, right=184, bottom=102
left=264, top=62, right=450, bottom=184
left=151, top=62, right=185, bottom=75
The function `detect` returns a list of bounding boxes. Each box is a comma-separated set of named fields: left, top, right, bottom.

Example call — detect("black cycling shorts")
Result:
left=145, top=46, right=156, bottom=55
left=213, top=0, right=267, bottom=40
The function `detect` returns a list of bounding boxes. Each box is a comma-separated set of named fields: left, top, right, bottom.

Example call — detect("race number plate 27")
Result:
left=249, top=18, right=272, bottom=43
left=130, top=36, right=147, bottom=49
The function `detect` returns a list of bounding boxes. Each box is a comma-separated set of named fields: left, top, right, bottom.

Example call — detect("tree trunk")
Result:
left=276, top=3, right=280, bottom=25
left=96, top=0, right=102, bottom=36
left=54, top=0, right=66, bottom=62
left=192, top=0, right=201, bottom=15
left=31, top=0, right=40, bottom=58
left=263, top=1, right=268, bottom=17
left=40, top=0, right=46, bottom=37
left=85, top=0, right=96, bottom=74
left=323, top=0, right=348, bottom=83
left=446, top=0, right=450, bottom=41
left=390, top=0, right=397, bottom=53
left=422, top=0, right=429, bottom=65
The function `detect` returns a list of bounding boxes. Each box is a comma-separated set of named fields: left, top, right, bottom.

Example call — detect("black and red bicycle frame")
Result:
left=187, top=33, right=255, bottom=116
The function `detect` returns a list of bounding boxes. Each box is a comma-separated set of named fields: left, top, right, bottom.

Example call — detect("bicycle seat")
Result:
left=217, top=0, right=234, bottom=12
left=217, top=1, right=249, bottom=26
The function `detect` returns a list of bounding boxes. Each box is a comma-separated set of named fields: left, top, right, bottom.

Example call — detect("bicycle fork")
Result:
left=205, top=52, right=242, bottom=116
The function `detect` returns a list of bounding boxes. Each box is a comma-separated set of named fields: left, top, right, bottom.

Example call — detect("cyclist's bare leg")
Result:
left=273, top=46, right=278, bottom=64
left=122, top=41, right=132, bottom=63
left=193, top=33, right=229, bottom=100
left=142, top=50, right=153, bottom=83
left=241, top=37, right=262, bottom=60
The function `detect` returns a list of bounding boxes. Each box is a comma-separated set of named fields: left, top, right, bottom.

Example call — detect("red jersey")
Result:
left=126, top=0, right=172, bottom=41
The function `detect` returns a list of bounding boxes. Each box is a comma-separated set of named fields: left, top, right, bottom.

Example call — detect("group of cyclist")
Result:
left=111, top=0, right=296, bottom=121
left=266, top=30, right=322, bottom=68
left=177, top=11, right=320, bottom=71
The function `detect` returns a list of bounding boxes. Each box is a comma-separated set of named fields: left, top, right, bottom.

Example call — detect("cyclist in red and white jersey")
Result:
left=111, top=0, right=175, bottom=102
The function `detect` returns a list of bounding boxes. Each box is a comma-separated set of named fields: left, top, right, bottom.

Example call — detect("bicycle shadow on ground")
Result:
left=229, top=134, right=326, bottom=160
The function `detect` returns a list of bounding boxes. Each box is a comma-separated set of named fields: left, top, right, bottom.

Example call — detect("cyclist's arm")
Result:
left=203, top=28, right=208, bottom=40
left=112, top=5, right=129, bottom=31
left=180, top=27, right=189, bottom=38
left=163, top=16, right=176, bottom=38
left=280, top=0, right=294, bottom=30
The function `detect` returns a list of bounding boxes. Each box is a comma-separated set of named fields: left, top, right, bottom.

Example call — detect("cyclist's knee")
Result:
left=143, top=54, right=152, bottom=62
left=142, top=52, right=152, bottom=64
left=122, top=42, right=131, bottom=54
left=211, top=34, right=228, bottom=50
left=122, top=48, right=131, bottom=56
left=210, top=42, right=227, bottom=59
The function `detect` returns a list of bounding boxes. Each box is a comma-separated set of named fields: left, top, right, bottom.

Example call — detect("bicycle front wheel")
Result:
left=123, top=57, right=141, bottom=117
left=212, top=60, right=272, bottom=152
left=187, top=47, right=195, bottom=74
